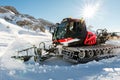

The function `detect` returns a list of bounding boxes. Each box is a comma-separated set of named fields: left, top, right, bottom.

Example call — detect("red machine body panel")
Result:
left=84, top=31, right=97, bottom=45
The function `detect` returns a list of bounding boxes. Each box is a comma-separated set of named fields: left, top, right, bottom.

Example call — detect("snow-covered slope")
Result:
left=0, top=17, right=120, bottom=80
left=0, top=17, right=51, bottom=69
left=0, top=6, right=54, bottom=32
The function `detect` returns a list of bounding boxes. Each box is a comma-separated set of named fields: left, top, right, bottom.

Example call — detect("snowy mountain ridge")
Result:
left=0, top=6, right=54, bottom=32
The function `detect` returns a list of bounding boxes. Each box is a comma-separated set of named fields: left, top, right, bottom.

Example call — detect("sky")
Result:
left=0, top=0, right=120, bottom=32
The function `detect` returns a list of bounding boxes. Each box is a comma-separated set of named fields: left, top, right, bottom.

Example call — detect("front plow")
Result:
left=11, top=42, right=62, bottom=63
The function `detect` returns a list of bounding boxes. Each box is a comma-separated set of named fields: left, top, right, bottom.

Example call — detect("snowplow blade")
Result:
left=11, top=56, right=33, bottom=62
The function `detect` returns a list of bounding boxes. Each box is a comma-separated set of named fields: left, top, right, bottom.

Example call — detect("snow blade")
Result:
left=11, top=56, right=32, bottom=62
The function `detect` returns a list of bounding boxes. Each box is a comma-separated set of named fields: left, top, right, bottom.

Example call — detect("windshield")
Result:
left=53, top=22, right=68, bottom=40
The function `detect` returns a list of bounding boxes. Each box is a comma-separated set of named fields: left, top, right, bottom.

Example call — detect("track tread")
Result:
left=62, top=44, right=120, bottom=63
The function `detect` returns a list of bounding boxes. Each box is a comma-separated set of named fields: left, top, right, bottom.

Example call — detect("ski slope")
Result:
left=0, top=18, right=120, bottom=80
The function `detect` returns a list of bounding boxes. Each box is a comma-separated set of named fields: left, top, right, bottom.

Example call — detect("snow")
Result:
left=0, top=17, right=120, bottom=80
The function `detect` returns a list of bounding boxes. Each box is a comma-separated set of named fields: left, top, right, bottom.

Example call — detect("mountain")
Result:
left=0, top=6, right=54, bottom=32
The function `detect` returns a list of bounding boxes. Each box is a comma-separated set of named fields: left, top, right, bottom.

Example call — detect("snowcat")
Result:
left=12, top=18, right=120, bottom=63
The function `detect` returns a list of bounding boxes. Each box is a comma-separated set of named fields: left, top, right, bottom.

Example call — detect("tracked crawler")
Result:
left=12, top=18, right=120, bottom=63
left=62, top=44, right=120, bottom=63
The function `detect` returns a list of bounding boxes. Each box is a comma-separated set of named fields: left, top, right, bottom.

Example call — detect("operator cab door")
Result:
left=65, top=20, right=87, bottom=45
left=73, top=22, right=87, bottom=38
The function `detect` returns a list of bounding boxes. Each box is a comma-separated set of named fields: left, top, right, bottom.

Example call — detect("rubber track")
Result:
left=62, top=44, right=120, bottom=63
